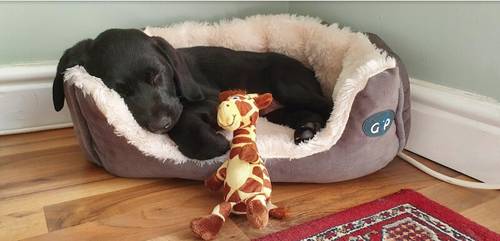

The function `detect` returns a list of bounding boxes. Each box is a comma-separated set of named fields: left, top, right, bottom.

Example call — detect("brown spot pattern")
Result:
left=240, top=178, right=262, bottom=193
left=239, top=144, right=258, bottom=163
left=234, top=129, right=250, bottom=136
left=232, top=137, right=252, bottom=144
left=233, top=203, right=247, bottom=213
left=235, top=101, right=252, bottom=116
left=229, top=147, right=241, bottom=159
left=252, top=167, right=263, bottom=179
left=227, top=190, right=241, bottom=202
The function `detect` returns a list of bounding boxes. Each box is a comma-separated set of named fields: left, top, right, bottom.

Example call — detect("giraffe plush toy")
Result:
left=191, top=90, right=286, bottom=240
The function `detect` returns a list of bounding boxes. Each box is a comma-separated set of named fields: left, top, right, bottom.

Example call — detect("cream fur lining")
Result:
left=64, top=14, right=396, bottom=165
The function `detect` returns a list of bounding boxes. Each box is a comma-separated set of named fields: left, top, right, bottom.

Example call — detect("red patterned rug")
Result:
left=256, top=189, right=500, bottom=241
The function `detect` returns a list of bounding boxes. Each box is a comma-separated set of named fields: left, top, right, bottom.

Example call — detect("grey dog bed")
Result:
left=63, top=15, right=410, bottom=183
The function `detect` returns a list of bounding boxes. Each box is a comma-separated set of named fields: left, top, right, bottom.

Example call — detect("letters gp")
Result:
left=362, top=110, right=395, bottom=137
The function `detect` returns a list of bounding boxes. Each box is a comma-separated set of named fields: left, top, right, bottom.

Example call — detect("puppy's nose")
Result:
left=149, top=117, right=172, bottom=133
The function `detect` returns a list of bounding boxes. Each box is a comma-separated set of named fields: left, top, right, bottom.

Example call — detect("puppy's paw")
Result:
left=294, top=122, right=321, bottom=144
left=200, top=134, right=230, bottom=160
left=211, top=133, right=230, bottom=156
left=182, top=133, right=230, bottom=160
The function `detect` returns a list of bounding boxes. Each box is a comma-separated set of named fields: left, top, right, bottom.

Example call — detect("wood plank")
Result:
left=0, top=178, right=156, bottom=216
left=0, top=128, right=75, bottom=148
left=419, top=178, right=498, bottom=212
left=0, top=135, right=78, bottom=158
left=0, top=146, right=111, bottom=199
left=44, top=180, right=194, bottom=231
left=461, top=197, right=500, bottom=233
left=0, top=178, right=157, bottom=241
left=0, top=209, right=48, bottom=241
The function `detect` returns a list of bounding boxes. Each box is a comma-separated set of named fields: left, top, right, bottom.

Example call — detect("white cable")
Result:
left=397, top=152, right=500, bottom=190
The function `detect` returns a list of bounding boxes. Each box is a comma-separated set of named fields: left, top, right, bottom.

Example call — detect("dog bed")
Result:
left=63, top=14, right=411, bottom=183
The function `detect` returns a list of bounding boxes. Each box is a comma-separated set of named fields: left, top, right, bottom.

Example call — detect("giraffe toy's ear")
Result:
left=218, top=89, right=247, bottom=102
left=254, top=93, right=273, bottom=110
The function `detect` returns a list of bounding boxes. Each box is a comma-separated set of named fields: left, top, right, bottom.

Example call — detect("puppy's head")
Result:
left=53, top=29, right=204, bottom=133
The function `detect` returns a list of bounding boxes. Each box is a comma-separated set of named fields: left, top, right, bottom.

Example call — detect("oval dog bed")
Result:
left=63, top=14, right=411, bottom=183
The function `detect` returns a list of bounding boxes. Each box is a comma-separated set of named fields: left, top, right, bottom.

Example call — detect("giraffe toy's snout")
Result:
left=217, top=100, right=241, bottom=131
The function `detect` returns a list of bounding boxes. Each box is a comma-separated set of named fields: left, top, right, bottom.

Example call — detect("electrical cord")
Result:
left=398, top=151, right=500, bottom=190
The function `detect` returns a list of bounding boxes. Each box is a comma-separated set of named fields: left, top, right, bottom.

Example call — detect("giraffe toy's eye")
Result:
left=231, top=96, right=239, bottom=100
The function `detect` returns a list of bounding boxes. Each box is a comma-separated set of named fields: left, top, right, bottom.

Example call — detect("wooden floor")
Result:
left=0, top=128, right=498, bottom=241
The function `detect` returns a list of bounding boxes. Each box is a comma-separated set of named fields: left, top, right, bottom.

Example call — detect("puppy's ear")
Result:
left=151, top=36, right=204, bottom=102
left=254, top=93, right=273, bottom=110
left=53, top=39, right=93, bottom=111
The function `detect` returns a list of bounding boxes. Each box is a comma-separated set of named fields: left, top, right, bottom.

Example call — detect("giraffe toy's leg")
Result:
left=267, top=201, right=287, bottom=220
left=246, top=195, right=269, bottom=229
left=204, top=161, right=227, bottom=192
left=191, top=202, right=234, bottom=240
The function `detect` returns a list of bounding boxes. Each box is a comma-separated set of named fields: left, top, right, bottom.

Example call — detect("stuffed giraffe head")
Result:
left=217, top=90, right=273, bottom=132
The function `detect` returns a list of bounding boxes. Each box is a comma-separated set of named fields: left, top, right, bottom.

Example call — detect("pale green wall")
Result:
left=2, top=2, right=499, bottom=99
left=290, top=2, right=500, bottom=100
left=0, top=2, right=288, bottom=65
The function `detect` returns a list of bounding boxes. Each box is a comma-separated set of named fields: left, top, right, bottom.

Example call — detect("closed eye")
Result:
left=145, top=69, right=162, bottom=86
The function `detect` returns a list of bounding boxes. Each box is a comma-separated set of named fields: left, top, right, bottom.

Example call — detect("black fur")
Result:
left=53, top=29, right=333, bottom=160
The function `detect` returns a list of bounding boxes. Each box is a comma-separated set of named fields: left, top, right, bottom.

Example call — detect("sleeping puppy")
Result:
left=53, top=29, right=333, bottom=160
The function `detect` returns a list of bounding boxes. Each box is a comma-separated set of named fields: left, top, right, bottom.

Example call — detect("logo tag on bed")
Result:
left=362, top=110, right=395, bottom=137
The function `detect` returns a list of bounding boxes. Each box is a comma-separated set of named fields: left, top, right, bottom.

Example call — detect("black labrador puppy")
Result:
left=53, top=29, right=333, bottom=160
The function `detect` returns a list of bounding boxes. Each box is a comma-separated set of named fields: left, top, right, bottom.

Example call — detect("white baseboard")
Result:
left=407, top=79, right=500, bottom=183
left=0, top=63, right=73, bottom=135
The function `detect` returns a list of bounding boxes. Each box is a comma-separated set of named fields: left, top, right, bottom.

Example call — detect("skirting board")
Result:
left=407, top=79, right=500, bottom=183
left=1, top=63, right=499, bottom=183
left=0, top=63, right=73, bottom=135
